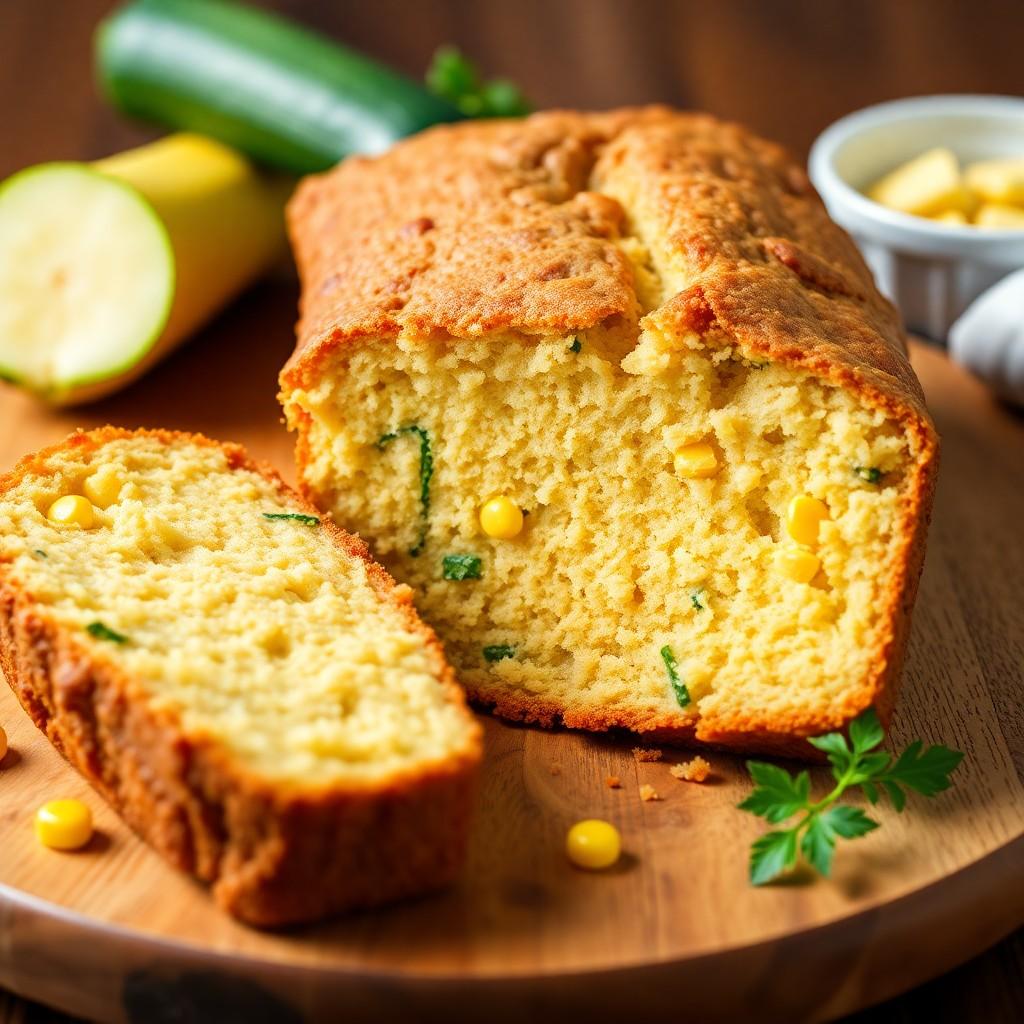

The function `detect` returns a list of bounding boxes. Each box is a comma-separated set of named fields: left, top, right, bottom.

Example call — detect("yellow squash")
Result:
left=0, top=133, right=291, bottom=404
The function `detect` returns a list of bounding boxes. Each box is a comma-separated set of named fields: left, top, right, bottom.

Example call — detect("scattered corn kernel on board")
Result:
left=0, top=285, right=1021, bottom=1023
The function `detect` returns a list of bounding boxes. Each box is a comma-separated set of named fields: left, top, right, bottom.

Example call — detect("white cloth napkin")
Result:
left=949, top=268, right=1024, bottom=407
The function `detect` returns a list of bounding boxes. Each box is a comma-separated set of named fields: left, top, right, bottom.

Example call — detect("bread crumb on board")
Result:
left=669, top=756, right=712, bottom=783
left=632, top=747, right=663, bottom=763
left=605, top=775, right=622, bottom=789
left=639, top=784, right=661, bottom=802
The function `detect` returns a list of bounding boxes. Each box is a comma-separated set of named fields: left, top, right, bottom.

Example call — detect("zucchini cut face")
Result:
left=0, top=163, right=174, bottom=400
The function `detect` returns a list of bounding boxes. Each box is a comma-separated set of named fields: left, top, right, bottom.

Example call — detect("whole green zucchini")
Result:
left=96, top=0, right=464, bottom=174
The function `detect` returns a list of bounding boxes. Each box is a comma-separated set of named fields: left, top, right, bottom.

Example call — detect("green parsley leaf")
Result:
left=32, top=549, right=47, bottom=559
left=480, top=78, right=531, bottom=117
left=848, top=750, right=891, bottom=786
left=442, top=554, right=482, bottom=580
left=690, top=588, right=705, bottom=611
left=425, top=46, right=479, bottom=102
left=749, top=829, right=798, bottom=885
left=262, top=512, right=320, bottom=526
left=660, top=644, right=690, bottom=707
left=800, top=805, right=880, bottom=880
left=378, top=425, right=433, bottom=556
left=426, top=47, right=531, bottom=119
left=807, top=731, right=849, bottom=757
left=881, top=779, right=907, bottom=812
left=822, top=804, right=880, bottom=840
left=800, top=815, right=836, bottom=878
left=808, top=730, right=853, bottom=777
left=569, top=337, right=582, bottom=353
left=739, top=707, right=962, bottom=885
left=881, top=740, right=964, bottom=798
left=738, top=762, right=810, bottom=823
left=854, top=466, right=882, bottom=484
left=483, top=644, right=516, bottom=662
left=86, top=621, right=128, bottom=644
left=849, top=707, right=885, bottom=754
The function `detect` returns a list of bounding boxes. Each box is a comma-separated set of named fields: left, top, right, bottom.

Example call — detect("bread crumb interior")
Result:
left=288, top=328, right=916, bottom=736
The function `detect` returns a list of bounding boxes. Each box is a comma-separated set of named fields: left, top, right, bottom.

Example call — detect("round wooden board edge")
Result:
left=1, top=832, right=1021, bottom=1023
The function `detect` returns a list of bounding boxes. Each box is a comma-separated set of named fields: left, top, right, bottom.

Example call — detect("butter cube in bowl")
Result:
left=965, top=158, right=1024, bottom=205
left=810, top=95, right=1024, bottom=340
left=867, top=147, right=974, bottom=218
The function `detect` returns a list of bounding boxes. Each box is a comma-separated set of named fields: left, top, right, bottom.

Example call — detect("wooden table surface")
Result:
left=1, top=2, right=1022, bottom=1021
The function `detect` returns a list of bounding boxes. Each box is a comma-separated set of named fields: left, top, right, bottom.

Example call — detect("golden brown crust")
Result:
left=283, top=108, right=924, bottom=414
left=282, top=108, right=939, bottom=758
left=0, top=427, right=482, bottom=927
left=282, top=108, right=668, bottom=389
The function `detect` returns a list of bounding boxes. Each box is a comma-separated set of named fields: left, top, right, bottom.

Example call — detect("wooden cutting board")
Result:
left=0, top=288, right=1021, bottom=1024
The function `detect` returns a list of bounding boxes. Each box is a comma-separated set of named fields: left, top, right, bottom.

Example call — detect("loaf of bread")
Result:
left=280, top=108, right=938, bottom=757
left=0, top=428, right=481, bottom=926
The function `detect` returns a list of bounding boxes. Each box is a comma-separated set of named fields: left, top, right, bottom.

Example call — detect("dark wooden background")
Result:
left=1, top=1, right=1022, bottom=1021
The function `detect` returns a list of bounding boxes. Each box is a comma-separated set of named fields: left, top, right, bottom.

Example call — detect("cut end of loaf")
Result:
left=280, top=108, right=938, bottom=757
left=284, top=324, right=935, bottom=753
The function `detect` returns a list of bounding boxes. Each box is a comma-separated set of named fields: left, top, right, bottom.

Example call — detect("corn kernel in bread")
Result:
left=0, top=428, right=481, bottom=926
left=281, top=109, right=938, bottom=759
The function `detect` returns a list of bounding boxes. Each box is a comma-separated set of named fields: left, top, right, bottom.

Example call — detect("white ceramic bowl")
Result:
left=808, top=95, right=1024, bottom=340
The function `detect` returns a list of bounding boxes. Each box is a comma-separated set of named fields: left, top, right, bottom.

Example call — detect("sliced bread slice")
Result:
left=0, top=427, right=481, bottom=926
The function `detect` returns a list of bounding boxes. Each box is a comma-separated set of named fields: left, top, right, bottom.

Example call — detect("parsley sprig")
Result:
left=426, top=47, right=531, bottom=118
left=739, top=708, right=963, bottom=885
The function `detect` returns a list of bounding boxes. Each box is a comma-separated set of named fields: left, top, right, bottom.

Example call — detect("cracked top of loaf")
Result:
left=283, top=107, right=929, bottom=429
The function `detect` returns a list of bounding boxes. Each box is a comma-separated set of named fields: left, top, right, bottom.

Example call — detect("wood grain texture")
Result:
left=1, top=2, right=1023, bottom=1021
left=0, top=337, right=1021, bottom=1023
